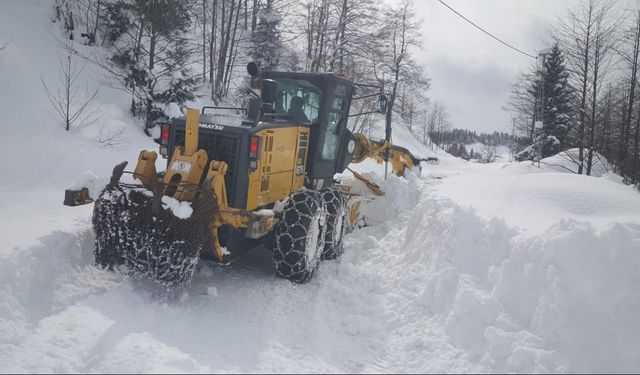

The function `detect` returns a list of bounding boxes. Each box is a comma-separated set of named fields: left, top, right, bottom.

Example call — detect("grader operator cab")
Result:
left=64, top=63, right=433, bottom=288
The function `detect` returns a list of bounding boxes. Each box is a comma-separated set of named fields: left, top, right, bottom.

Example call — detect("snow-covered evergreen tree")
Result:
left=102, top=0, right=199, bottom=131
left=248, top=3, right=283, bottom=71
left=517, top=43, right=573, bottom=161
left=539, top=43, right=572, bottom=151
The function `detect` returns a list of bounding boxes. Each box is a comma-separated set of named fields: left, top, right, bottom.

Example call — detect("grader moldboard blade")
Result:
left=91, top=161, right=215, bottom=289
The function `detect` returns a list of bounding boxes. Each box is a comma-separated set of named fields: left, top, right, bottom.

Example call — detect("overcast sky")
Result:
left=412, top=0, right=630, bottom=134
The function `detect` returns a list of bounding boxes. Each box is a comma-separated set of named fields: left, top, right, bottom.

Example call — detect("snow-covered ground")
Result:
left=2, top=1, right=640, bottom=373
left=0, top=1, right=159, bottom=251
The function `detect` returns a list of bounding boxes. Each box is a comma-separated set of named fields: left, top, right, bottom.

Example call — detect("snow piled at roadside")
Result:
left=400, top=188, right=640, bottom=372
left=2, top=169, right=639, bottom=373
left=539, top=148, right=611, bottom=177
left=433, top=156, right=640, bottom=236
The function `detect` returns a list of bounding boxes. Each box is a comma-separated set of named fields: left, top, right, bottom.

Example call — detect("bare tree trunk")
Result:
left=210, top=0, right=217, bottom=99
left=329, top=0, right=348, bottom=71
left=65, top=51, right=71, bottom=131
left=223, top=0, right=242, bottom=95
left=215, top=0, right=234, bottom=99
left=244, top=0, right=248, bottom=30
left=146, top=26, right=157, bottom=126
left=586, top=2, right=616, bottom=175
left=133, top=14, right=145, bottom=61
left=619, top=8, right=640, bottom=171
left=310, top=0, right=329, bottom=72
left=633, top=106, right=640, bottom=179
left=338, top=22, right=346, bottom=71
left=586, top=36, right=600, bottom=176
left=577, top=33, right=591, bottom=175
left=251, top=0, right=259, bottom=33
left=202, top=0, right=207, bottom=80
left=225, top=37, right=240, bottom=96
left=305, top=4, right=314, bottom=70
left=92, top=0, right=101, bottom=44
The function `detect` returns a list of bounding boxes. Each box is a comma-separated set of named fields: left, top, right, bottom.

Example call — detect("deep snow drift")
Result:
left=2, top=166, right=640, bottom=373
left=2, top=1, right=640, bottom=373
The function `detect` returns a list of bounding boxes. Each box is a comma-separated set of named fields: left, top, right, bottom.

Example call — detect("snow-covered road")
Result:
left=2, top=163, right=640, bottom=373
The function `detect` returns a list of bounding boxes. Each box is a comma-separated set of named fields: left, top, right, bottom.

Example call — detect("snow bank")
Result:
left=0, top=228, right=115, bottom=347
left=402, top=191, right=640, bottom=372
left=538, top=149, right=612, bottom=177
left=1, top=155, right=639, bottom=373
left=434, top=161, right=640, bottom=235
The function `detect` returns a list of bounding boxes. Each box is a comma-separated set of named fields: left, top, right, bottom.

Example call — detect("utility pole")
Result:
left=534, top=51, right=551, bottom=129
left=533, top=50, right=551, bottom=167
left=510, top=117, right=516, bottom=162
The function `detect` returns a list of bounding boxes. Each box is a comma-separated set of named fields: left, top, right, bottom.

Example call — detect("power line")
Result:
left=435, top=0, right=537, bottom=59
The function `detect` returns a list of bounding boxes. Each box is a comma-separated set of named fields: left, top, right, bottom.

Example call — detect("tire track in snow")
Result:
left=1, top=172, right=640, bottom=372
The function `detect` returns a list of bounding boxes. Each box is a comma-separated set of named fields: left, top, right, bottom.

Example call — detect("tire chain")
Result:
left=273, top=189, right=327, bottom=283
left=93, top=184, right=213, bottom=289
left=321, top=187, right=348, bottom=260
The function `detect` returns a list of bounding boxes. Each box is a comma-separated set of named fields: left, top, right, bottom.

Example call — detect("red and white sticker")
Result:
left=171, top=160, right=192, bottom=173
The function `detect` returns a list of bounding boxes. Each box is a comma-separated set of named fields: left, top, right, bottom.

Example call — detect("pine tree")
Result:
left=447, top=143, right=459, bottom=157
left=102, top=0, right=199, bottom=130
left=249, top=3, right=283, bottom=71
left=540, top=43, right=573, bottom=152
left=517, top=43, right=573, bottom=161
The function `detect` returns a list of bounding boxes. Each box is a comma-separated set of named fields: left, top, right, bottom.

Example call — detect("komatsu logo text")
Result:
left=199, top=123, right=224, bottom=131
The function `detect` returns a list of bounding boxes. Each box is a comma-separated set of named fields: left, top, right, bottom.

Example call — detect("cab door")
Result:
left=310, top=80, right=353, bottom=183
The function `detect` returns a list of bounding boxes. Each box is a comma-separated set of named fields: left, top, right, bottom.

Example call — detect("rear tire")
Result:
left=273, top=190, right=326, bottom=283
left=321, top=187, right=348, bottom=260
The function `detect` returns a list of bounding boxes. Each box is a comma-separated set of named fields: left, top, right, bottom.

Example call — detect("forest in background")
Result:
left=43, top=0, right=640, bottom=186
left=508, top=0, right=640, bottom=187
left=48, top=0, right=434, bottom=140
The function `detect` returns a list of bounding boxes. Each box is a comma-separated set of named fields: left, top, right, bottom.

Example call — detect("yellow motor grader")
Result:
left=64, top=63, right=434, bottom=288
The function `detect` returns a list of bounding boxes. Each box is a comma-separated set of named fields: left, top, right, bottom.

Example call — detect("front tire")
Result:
left=92, top=184, right=127, bottom=270
left=273, top=190, right=326, bottom=283
left=92, top=184, right=213, bottom=289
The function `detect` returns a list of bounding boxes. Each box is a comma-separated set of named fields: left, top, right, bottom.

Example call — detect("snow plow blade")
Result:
left=63, top=188, right=94, bottom=206
left=91, top=163, right=215, bottom=289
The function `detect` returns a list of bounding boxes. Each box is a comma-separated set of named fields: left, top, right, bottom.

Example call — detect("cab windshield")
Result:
left=273, top=78, right=321, bottom=124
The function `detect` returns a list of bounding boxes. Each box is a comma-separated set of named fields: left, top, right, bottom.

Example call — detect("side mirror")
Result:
left=378, top=94, right=388, bottom=114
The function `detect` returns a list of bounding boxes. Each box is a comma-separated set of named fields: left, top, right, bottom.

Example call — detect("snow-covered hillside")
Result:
left=2, top=1, right=640, bottom=373
left=0, top=1, right=160, bottom=251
